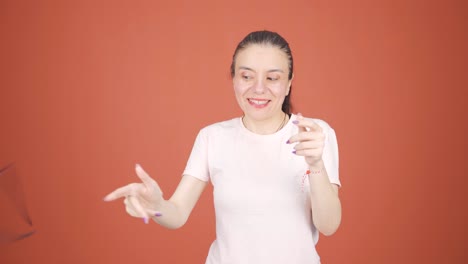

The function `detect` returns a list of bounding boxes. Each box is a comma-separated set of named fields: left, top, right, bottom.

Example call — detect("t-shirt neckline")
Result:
left=238, top=113, right=296, bottom=138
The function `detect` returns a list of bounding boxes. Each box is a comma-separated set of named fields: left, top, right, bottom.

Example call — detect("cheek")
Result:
left=270, top=82, right=289, bottom=96
left=233, top=79, right=250, bottom=96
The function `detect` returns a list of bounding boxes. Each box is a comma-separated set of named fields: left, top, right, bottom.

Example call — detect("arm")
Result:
left=308, top=161, right=341, bottom=236
left=288, top=114, right=342, bottom=236
left=150, top=174, right=207, bottom=229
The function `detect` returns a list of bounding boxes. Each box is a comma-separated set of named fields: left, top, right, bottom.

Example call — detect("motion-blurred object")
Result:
left=0, top=163, right=35, bottom=243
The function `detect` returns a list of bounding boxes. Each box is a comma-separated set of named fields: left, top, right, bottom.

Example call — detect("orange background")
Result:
left=1, top=0, right=467, bottom=263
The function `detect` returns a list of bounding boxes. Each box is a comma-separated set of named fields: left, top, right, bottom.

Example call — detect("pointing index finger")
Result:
left=103, top=185, right=133, bottom=201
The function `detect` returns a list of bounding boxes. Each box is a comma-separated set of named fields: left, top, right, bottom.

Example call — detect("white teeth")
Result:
left=250, top=99, right=268, bottom=105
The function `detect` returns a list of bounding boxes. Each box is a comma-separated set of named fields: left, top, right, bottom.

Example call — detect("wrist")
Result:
left=308, top=160, right=324, bottom=171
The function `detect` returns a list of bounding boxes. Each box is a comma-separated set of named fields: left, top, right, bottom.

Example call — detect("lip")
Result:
left=247, top=98, right=271, bottom=109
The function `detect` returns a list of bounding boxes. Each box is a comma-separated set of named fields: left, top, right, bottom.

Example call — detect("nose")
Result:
left=253, top=78, right=266, bottom=94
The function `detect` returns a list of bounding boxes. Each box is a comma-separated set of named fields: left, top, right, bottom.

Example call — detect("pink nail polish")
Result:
left=155, top=212, right=163, bottom=217
left=143, top=218, right=149, bottom=224
left=292, top=120, right=299, bottom=125
left=292, top=150, right=296, bottom=154
left=286, top=140, right=290, bottom=144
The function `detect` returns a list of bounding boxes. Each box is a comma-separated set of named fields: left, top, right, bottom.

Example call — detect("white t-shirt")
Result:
left=183, top=113, right=340, bottom=264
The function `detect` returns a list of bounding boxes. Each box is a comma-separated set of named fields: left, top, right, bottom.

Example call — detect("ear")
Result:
left=286, top=73, right=294, bottom=95
left=232, top=72, right=237, bottom=86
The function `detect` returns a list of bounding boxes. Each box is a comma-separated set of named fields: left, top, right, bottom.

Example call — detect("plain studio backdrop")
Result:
left=0, top=0, right=467, bottom=263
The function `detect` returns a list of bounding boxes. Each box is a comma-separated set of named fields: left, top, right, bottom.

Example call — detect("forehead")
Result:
left=235, top=44, right=289, bottom=70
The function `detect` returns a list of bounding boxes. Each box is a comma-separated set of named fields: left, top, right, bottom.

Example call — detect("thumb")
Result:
left=296, top=113, right=307, bottom=132
left=135, top=164, right=162, bottom=195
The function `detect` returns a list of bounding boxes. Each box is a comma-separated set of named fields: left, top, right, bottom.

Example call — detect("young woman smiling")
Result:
left=105, top=30, right=342, bottom=264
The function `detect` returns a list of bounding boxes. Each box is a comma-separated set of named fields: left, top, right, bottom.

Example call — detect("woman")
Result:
left=104, top=30, right=341, bottom=264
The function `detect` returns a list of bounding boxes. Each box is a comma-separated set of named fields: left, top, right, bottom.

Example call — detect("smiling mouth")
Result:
left=248, top=98, right=270, bottom=108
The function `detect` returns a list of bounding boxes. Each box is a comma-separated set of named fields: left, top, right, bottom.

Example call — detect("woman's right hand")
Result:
left=103, top=164, right=164, bottom=224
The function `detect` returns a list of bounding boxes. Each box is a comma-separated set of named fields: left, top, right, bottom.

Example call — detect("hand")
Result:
left=103, top=164, right=164, bottom=224
left=287, top=113, right=325, bottom=168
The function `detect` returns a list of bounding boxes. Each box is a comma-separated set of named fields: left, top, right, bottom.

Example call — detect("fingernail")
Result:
left=143, top=217, right=149, bottom=224
left=292, top=120, right=299, bottom=125
left=136, top=164, right=141, bottom=169
left=292, top=150, right=296, bottom=154
left=286, top=140, right=290, bottom=144
left=155, top=212, right=163, bottom=217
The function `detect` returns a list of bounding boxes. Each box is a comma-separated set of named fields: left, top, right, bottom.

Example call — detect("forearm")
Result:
left=150, top=199, right=188, bottom=229
left=308, top=160, right=342, bottom=236
left=150, top=175, right=206, bottom=229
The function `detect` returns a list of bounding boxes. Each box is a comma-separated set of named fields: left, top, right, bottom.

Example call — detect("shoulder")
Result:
left=198, top=117, right=240, bottom=135
left=299, top=115, right=338, bottom=143
left=311, top=118, right=334, bottom=133
left=297, top=114, right=335, bottom=133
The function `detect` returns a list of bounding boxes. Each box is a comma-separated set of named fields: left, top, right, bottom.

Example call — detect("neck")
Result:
left=242, top=112, right=288, bottom=135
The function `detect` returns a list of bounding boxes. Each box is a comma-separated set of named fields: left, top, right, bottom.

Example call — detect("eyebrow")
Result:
left=238, top=66, right=285, bottom=73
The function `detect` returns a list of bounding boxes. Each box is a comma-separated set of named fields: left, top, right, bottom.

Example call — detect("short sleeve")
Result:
left=323, top=126, right=341, bottom=186
left=182, top=128, right=210, bottom=182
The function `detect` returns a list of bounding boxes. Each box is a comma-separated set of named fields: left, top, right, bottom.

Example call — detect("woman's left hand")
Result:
left=287, top=113, right=325, bottom=168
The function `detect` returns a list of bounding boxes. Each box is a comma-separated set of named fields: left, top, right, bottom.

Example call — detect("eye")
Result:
left=267, top=76, right=279, bottom=81
left=242, top=74, right=252, bottom=80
